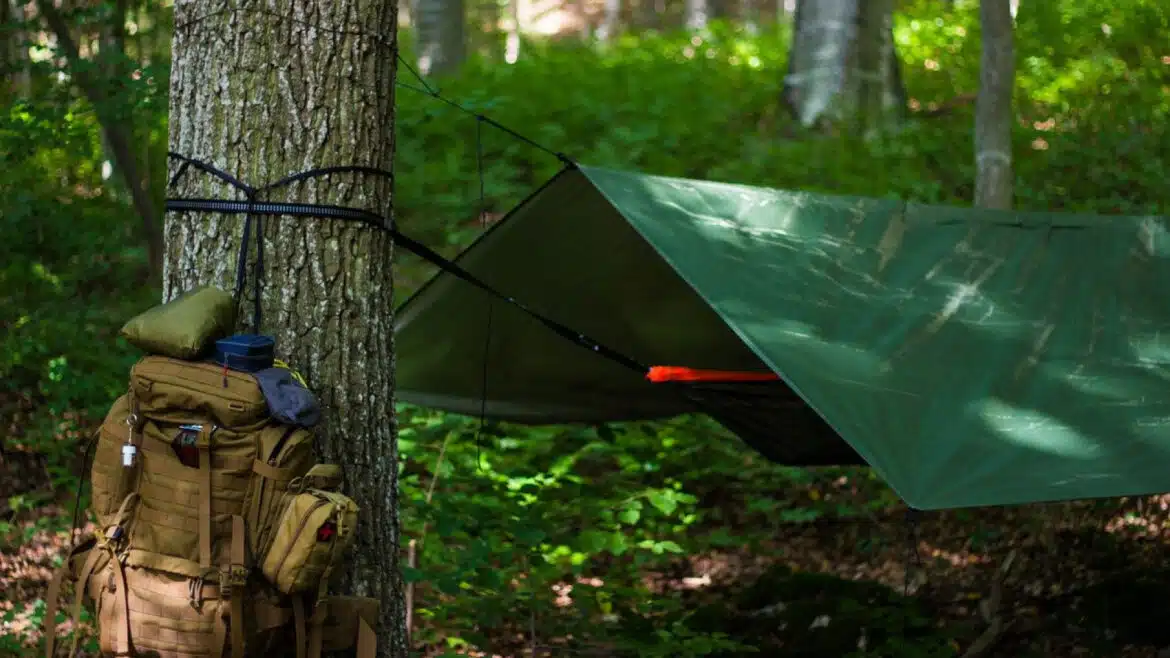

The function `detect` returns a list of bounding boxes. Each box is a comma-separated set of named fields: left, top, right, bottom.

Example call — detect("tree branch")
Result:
left=960, top=549, right=1017, bottom=658
left=35, top=0, right=163, bottom=279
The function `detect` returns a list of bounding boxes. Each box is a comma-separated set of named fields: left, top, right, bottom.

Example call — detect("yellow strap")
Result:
left=356, top=616, right=377, bottom=658
left=271, top=358, right=308, bottom=388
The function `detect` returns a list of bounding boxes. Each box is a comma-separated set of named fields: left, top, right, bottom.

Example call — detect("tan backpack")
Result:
left=42, top=356, right=377, bottom=658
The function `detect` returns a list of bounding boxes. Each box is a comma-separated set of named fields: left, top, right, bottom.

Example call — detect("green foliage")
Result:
left=390, top=4, right=1168, bottom=653
left=3, top=0, right=1169, bottom=655
left=0, top=4, right=166, bottom=492
left=394, top=1, right=1168, bottom=269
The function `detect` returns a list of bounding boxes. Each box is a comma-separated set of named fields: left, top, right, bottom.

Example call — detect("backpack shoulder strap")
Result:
left=42, top=536, right=112, bottom=658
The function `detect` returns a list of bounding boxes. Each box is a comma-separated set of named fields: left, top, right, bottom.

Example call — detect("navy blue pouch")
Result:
left=253, top=367, right=322, bottom=427
left=212, top=334, right=276, bottom=373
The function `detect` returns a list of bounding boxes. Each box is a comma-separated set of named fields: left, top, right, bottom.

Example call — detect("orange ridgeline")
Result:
left=645, top=366, right=781, bottom=383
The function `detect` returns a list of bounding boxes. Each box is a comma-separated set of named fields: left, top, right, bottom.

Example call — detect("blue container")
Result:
left=212, top=334, right=275, bottom=373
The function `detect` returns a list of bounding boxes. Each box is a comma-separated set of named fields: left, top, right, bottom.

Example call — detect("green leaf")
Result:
left=513, top=525, right=547, bottom=546
left=618, top=500, right=643, bottom=525
left=435, top=512, right=460, bottom=537
left=579, top=530, right=610, bottom=554
left=647, top=489, right=678, bottom=516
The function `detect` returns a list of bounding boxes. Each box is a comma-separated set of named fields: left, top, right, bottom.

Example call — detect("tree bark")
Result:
left=974, top=0, right=1014, bottom=209
left=164, top=2, right=406, bottom=657
left=782, top=0, right=905, bottom=129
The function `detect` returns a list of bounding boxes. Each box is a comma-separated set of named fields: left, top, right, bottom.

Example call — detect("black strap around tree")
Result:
left=164, top=152, right=649, bottom=376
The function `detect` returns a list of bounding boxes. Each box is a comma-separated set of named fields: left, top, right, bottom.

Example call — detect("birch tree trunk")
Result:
left=684, top=0, right=708, bottom=31
left=974, top=0, right=1014, bottom=209
left=164, top=2, right=406, bottom=657
left=416, top=0, right=465, bottom=75
left=5, top=0, right=32, bottom=98
left=782, top=0, right=904, bottom=129
left=596, top=0, right=620, bottom=42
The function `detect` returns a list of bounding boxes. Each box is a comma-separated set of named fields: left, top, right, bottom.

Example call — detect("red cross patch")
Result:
left=316, top=521, right=337, bottom=542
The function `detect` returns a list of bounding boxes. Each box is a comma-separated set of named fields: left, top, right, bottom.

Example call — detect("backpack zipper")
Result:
left=268, top=427, right=299, bottom=466
left=271, top=497, right=328, bottom=582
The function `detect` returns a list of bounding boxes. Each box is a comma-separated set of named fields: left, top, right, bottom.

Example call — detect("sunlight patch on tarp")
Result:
left=978, top=398, right=1102, bottom=459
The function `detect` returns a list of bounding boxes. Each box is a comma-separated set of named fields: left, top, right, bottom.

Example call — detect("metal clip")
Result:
left=122, top=414, right=139, bottom=467
left=189, top=576, right=206, bottom=611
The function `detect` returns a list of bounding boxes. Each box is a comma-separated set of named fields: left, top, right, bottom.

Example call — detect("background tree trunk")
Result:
left=504, top=0, right=521, bottom=61
left=782, top=0, right=904, bottom=129
left=1, top=0, right=12, bottom=100
left=684, top=0, right=708, bottom=31
left=164, top=1, right=406, bottom=656
left=36, top=0, right=164, bottom=279
left=5, top=0, right=32, bottom=98
left=596, top=0, right=620, bottom=42
left=974, top=0, right=1014, bottom=209
left=417, top=0, right=465, bottom=75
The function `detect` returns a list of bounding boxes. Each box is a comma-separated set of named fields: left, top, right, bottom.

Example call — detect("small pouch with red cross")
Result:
left=258, top=464, right=360, bottom=597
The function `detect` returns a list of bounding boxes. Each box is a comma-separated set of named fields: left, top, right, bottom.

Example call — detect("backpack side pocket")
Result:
left=258, top=465, right=359, bottom=598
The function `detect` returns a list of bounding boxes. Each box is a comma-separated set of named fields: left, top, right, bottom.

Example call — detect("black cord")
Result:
left=165, top=153, right=648, bottom=377
left=254, top=206, right=264, bottom=331
left=393, top=54, right=575, bottom=168
left=475, top=116, right=493, bottom=472
left=69, top=432, right=98, bottom=552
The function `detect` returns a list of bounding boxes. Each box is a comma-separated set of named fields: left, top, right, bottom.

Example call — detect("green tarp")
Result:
left=395, top=164, right=1170, bottom=511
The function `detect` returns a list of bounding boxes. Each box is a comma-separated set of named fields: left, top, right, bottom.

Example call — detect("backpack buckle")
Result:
left=220, top=566, right=248, bottom=598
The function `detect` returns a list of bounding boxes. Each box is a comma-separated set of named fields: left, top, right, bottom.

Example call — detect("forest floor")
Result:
left=4, top=445, right=1170, bottom=658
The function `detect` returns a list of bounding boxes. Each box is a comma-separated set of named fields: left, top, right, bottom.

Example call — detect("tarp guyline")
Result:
left=394, top=164, right=1170, bottom=512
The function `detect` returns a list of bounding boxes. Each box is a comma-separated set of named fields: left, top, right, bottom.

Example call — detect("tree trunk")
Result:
left=782, top=0, right=905, bottom=129
left=164, top=2, right=406, bottom=657
left=416, top=0, right=465, bottom=75
left=7, top=0, right=32, bottom=99
left=596, top=0, right=620, bottom=42
left=974, top=0, right=1014, bottom=209
left=504, top=0, right=520, bottom=62
left=1, top=0, right=11, bottom=100
left=740, top=0, right=758, bottom=34
left=684, top=0, right=708, bottom=30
